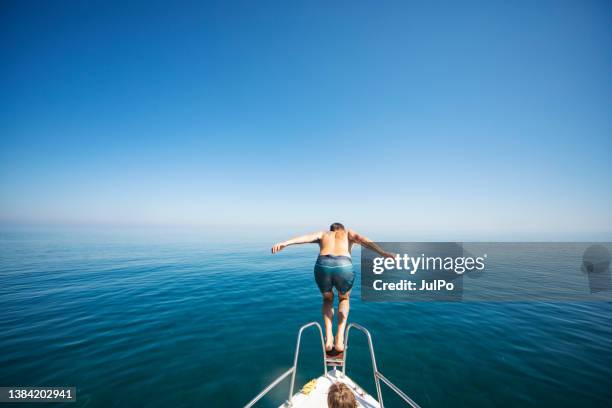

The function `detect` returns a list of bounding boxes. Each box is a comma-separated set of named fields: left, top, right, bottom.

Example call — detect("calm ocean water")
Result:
left=1, top=229, right=611, bottom=407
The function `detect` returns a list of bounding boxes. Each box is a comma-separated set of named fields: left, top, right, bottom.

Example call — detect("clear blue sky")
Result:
left=1, top=0, right=611, bottom=238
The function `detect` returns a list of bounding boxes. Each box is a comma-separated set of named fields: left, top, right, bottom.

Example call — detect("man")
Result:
left=271, top=223, right=392, bottom=352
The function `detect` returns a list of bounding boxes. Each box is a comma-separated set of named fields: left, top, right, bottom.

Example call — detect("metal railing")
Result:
left=243, top=368, right=293, bottom=408
left=377, top=372, right=422, bottom=408
left=244, top=322, right=326, bottom=408
left=342, top=323, right=421, bottom=408
left=288, top=322, right=327, bottom=401
left=245, top=321, right=421, bottom=408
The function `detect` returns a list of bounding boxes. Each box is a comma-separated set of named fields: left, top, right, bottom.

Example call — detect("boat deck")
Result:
left=280, top=369, right=380, bottom=408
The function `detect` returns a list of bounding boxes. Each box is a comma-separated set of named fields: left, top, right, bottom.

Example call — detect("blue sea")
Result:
left=1, top=229, right=611, bottom=407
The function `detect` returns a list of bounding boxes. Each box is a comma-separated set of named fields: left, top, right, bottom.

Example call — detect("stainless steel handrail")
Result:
left=245, top=321, right=420, bottom=408
left=288, top=321, right=327, bottom=404
left=342, top=322, right=421, bottom=408
left=244, top=368, right=293, bottom=408
left=342, top=323, right=384, bottom=407
left=377, top=372, right=421, bottom=408
left=244, top=321, right=326, bottom=408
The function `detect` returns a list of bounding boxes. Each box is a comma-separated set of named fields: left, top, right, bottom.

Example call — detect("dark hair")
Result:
left=327, top=382, right=356, bottom=408
left=330, top=222, right=345, bottom=231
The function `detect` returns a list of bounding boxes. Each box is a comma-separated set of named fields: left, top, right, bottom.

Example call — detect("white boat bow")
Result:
left=244, top=322, right=421, bottom=408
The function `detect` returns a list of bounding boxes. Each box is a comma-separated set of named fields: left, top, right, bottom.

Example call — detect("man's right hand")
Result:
left=271, top=242, right=287, bottom=254
left=382, top=251, right=397, bottom=259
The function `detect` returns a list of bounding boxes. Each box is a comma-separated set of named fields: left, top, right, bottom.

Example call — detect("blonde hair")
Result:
left=327, top=382, right=357, bottom=408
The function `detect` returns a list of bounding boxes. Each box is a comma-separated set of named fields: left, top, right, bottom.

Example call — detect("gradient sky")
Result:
left=1, top=0, right=611, bottom=238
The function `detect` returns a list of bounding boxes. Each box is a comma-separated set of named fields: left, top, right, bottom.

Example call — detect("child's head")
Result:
left=327, top=382, right=357, bottom=408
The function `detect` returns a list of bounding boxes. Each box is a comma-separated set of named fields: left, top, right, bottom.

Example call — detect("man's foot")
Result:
left=325, top=336, right=334, bottom=352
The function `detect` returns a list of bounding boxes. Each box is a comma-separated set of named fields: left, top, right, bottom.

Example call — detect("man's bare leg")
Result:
left=322, top=291, right=334, bottom=351
left=335, top=290, right=351, bottom=352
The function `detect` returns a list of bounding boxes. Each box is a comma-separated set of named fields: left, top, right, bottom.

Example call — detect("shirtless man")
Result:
left=271, top=223, right=392, bottom=352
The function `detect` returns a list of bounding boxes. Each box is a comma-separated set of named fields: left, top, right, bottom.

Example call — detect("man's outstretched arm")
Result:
left=348, top=229, right=395, bottom=258
left=271, top=231, right=324, bottom=254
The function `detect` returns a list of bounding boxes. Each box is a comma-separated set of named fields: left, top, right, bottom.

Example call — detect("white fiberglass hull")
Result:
left=279, top=369, right=380, bottom=408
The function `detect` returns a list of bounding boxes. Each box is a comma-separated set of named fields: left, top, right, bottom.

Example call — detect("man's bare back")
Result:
left=319, top=230, right=352, bottom=257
